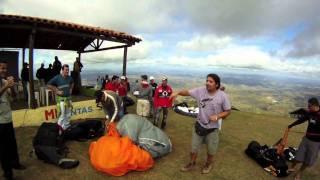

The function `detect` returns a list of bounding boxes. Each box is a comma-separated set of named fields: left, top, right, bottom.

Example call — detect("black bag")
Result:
left=245, top=141, right=270, bottom=168
left=64, top=120, right=104, bottom=141
left=245, top=141, right=289, bottom=177
left=194, top=121, right=216, bottom=136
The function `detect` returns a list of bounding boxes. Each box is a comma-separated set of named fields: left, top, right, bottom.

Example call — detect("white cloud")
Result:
left=176, top=34, right=232, bottom=51
left=0, top=0, right=178, bottom=33
left=160, top=45, right=320, bottom=74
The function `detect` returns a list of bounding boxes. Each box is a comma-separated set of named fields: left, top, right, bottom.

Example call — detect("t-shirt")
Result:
left=300, top=111, right=320, bottom=142
left=0, top=79, right=12, bottom=124
left=154, top=85, right=173, bottom=108
left=47, top=74, right=74, bottom=97
left=189, top=87, right=231, bottom=129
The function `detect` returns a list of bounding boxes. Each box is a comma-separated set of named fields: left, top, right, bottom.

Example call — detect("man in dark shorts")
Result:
left=288, top=97, right=320, bottom=180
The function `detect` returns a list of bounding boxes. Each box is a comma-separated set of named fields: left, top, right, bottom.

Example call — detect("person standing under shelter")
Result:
left=72, top=57, right=83, bottom=94
left=52, top=56, right=62, bottom=76
left=153, top=77, right=173, bottom=129
left=170, top=73, right=231, bottom=174
left=47, top=64, right=74, bottom=132
left=36, top=63, right=46, bottom=86
left=0, top=60, right=26, bottom=180
left=287, top=97, right=320, bottom=180
left=20, top=62, right=29, bottom=102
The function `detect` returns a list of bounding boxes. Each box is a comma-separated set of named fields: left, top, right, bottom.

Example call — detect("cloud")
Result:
left=284, top=21, right=320, bottom=58
left=3, top=0, right=320, bottom=70
left=0, top=0, right=179, bottom=33
left=176, top=34, right=232, bottom=51
left=161, top=45, right=320, bottom=74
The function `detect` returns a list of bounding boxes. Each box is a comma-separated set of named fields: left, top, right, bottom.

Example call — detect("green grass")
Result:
left=13, top=106, right=320, bottom=180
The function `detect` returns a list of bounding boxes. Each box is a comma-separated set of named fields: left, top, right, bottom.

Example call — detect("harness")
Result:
left=56, top=96, right=73, bottom=116
left=102, top=91, right=118, bottom=123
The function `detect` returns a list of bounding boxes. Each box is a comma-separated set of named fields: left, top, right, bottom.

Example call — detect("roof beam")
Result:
left=80, top=44, right=130, bottom=53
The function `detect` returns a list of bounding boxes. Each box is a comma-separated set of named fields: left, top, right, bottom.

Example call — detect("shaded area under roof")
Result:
left=0, top=14, right=141, bottom=51
left=0, top=14, right=141, bottom=109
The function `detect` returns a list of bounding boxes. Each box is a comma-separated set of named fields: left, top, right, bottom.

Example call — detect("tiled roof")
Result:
left=0, top=14, right=141, bottom=51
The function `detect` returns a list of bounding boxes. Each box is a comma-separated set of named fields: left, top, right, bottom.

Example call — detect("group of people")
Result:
left=1, top=55, right=320, bottom=179
left=132, top=75, right=173, bottom=129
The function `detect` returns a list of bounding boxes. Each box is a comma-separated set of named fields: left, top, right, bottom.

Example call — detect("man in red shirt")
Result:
left=154, top=77, right=173, bottom=129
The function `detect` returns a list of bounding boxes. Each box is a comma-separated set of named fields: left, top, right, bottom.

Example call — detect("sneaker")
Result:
left=201, top=163, right=212, bottom=174
left=180, top=162, right=196, bottom=172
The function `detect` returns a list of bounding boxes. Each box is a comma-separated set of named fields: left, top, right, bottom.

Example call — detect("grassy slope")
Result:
left=14, top=107, right=319, bottom=180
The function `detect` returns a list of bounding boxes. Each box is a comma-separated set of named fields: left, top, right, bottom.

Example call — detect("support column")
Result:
left=122, top=46, right=128, bottom=76
left=28, top=29, right=36, bottom=109
left=22, top=48, right=25, bottom=64
left=78, top=52, right=82, bottom=87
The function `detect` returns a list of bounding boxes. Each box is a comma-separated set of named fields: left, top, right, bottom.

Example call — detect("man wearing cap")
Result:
left=47, top=64, right=74, bottom=131
left=154, top=77, right=173, bottom=129
left=134, top=75, right=152, bottom=117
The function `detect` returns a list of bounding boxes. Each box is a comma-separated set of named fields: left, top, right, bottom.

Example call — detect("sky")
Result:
left=1, top=0, right=320, bottom=76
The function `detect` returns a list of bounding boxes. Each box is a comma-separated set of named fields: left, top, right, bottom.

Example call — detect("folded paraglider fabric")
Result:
left=89, top=123, right=154, bottom=176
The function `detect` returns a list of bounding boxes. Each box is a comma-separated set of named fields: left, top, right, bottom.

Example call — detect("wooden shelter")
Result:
left=0, top=14, right=141, bottom=108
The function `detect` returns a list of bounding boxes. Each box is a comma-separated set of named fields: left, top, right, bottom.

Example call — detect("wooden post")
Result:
left=122, top=46, right=127, bottom=76
left=28, top=30, right=36, bottom=109
left=22, top=48, right=25, bottom=64
left=78, top=52, right=82, bottom=87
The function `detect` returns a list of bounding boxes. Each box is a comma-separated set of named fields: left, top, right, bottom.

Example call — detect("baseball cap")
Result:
left=150, top=76, right=155, bottom=80
left=162, top=76, right=168, bottom=81
left=120, top=75, right=126, bottom=80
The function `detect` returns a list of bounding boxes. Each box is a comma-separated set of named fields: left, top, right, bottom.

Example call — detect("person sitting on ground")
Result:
left=153, top=77, right=173, bottom=129
left=170, top=73, right=231, bottom=174
left=287, top=97, right=320, bottom=180
left=133, top=75, right=152, bottom=117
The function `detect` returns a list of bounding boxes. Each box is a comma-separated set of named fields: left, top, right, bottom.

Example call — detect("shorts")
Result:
left=295, top=136, right=320, bottom=166
left=191, top=126, right=219, bottom=155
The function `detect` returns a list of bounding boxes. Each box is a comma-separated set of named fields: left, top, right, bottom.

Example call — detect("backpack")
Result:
left=245, top=141, right=289, bottom=177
